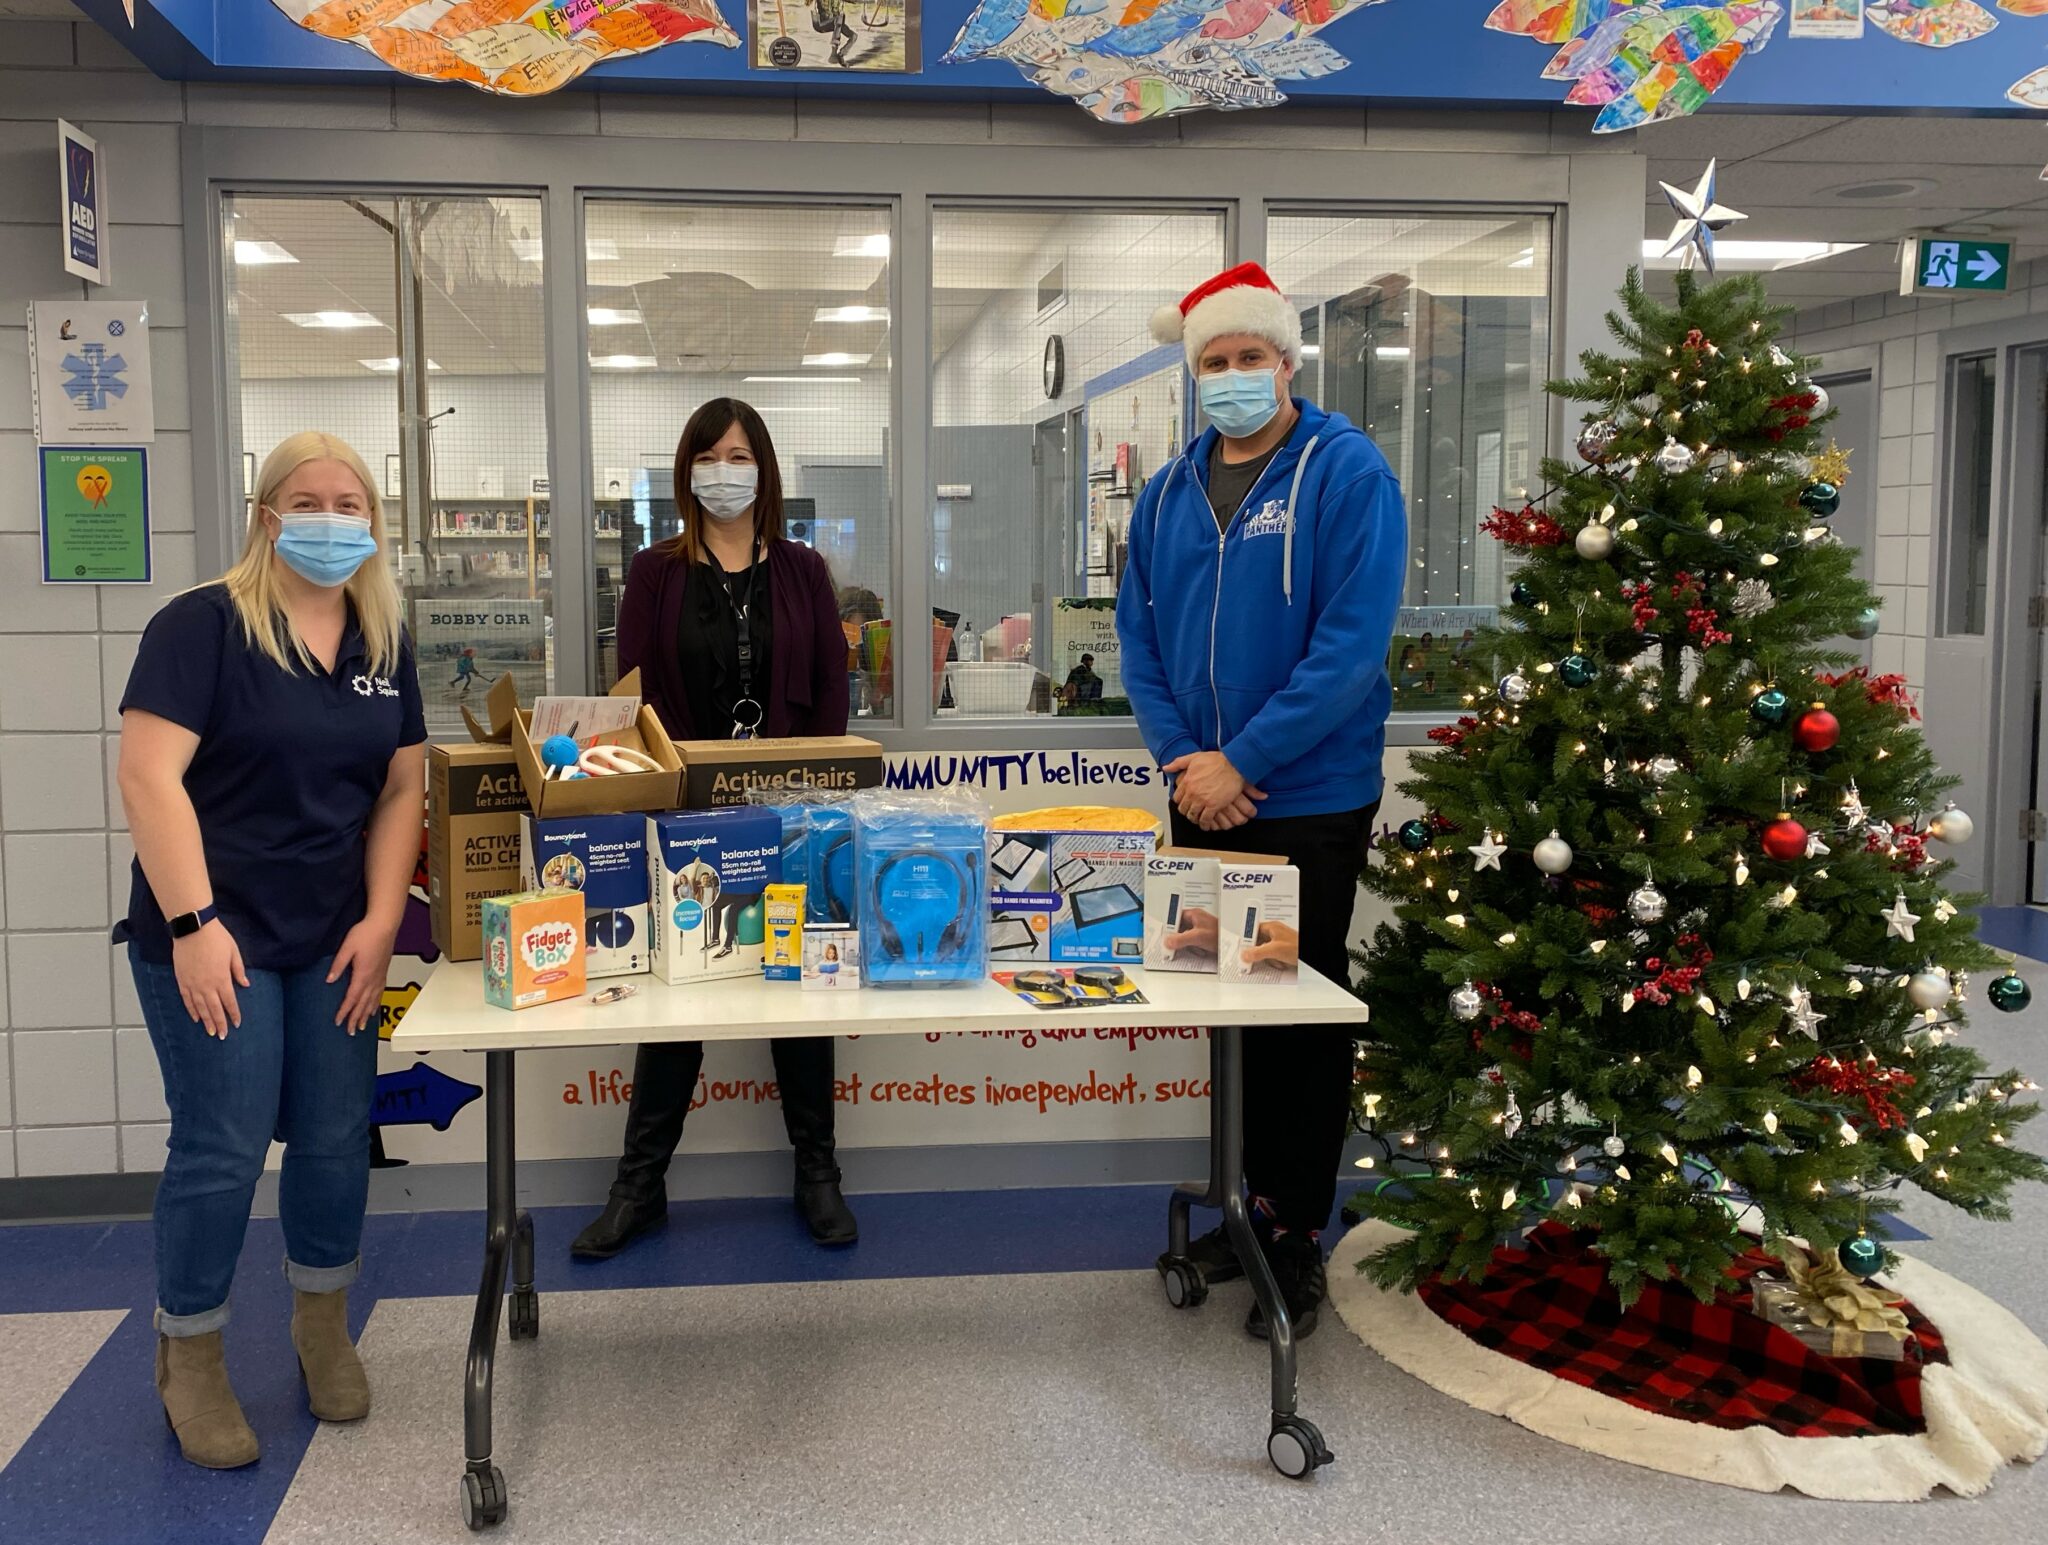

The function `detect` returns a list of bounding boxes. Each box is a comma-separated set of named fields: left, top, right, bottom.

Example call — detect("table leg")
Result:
left=1161, top=1026, right=1333, bottom=1480
left=458, top=1050, right=525, bottom=1531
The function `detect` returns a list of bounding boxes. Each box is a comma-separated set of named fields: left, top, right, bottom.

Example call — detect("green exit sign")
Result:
left=1902, top=235, right=2012, bottom=297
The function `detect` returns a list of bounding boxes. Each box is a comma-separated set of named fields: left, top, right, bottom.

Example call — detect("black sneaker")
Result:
left=1246, top=1232, right=1327, bottom=1342
left=1156, top=1222, right=1258, bottom=1284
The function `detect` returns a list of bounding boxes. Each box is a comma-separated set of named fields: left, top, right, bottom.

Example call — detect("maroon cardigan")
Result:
left=616, top=538, right=850, bottom=739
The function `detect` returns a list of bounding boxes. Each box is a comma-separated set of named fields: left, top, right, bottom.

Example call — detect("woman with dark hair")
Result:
left=572, top=398, right=857, bottom=1260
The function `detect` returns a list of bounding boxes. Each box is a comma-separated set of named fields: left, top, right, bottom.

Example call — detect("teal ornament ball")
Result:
left=1398, top=819, right=1433, bottom=854
left=1848, top=607, right=1881, bottom=641
left=1751, top=688, right=1791, bottom=725
left=1511, top=582, right=1536, bottom=608
left=1799, top=481, right=1841, bottom=518
left=1837, top=1234, right=1885, bottom=1279
left=1560, top=653, right=1599, bottom=688
left=1989, top=973, right=2032, bottom=1014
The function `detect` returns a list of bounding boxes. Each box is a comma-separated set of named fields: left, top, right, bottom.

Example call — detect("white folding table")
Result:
left=391, top=963, right=1370, bottom=1529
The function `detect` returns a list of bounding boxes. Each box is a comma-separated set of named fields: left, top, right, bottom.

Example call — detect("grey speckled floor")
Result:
left=266, top=985, right=2048, bottom=1545
left=0, top=1310, right=128, bottom=1472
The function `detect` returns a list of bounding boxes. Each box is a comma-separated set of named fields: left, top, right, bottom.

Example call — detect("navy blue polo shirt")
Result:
left=119, top=584, right=427, bottom=970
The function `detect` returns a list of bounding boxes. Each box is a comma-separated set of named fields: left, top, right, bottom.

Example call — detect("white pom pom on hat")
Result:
left=1150, top=261, right=1302, bottom=369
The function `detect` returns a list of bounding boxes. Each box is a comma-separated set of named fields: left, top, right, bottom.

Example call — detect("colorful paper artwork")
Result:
left=268, top=0, right=737, bottom=95
left=1492, top=1, right=2048, bottom=131
left=942, top=0, right=1390, bottom=123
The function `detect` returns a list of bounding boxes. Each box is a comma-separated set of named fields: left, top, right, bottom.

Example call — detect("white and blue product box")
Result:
left=1218, top=860, right=1302, bottom=984
left=1142, top=847, right=1226, bottom=975
left=647, top=807, right=783, bottom=985
left=518, top=813, right=650, bottom=979
left=988, top=827, right=1155, bottom=965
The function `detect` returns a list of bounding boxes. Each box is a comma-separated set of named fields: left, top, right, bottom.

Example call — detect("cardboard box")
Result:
left=1219, top=860, right=1301, bottom=983
left=429, top=741, right=529, bottom=962
left=802, top=924, right=860, bottom=989
left=987, top=817, right=1156, bottom=965
left=763, top=883, right=804, bottom=981
left=519, top=813, right=650, bottom=980
left=647, top=807, right=784, bottom=985
left=463, top=670, right=682, bottom=820
left=672, top=736, right=883, bottom=810
left=482, top=889, right=586, bottom=1011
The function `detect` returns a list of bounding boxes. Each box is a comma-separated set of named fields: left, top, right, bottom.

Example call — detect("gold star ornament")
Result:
left=1811, top=440, right=1853, bottom=487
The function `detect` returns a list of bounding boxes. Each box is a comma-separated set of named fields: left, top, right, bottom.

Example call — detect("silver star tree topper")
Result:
left=1658, top=159, right=1748, bottom=275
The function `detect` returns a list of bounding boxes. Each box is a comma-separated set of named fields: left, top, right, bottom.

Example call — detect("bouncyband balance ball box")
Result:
left=987, top=808, right=1157, bottom=965
left=1219, top=861, right=1302, bottom=984
left=428, top=741, right=528, bottom=962
left=672, top=736, right=884, bottom=810
left=518, top=813, right=649, bottom=980
left=482, top=890, right=586, bottom=1011
left=763, top=882, right=804, bottom=981
left=647, top=807, right=784, bottom=985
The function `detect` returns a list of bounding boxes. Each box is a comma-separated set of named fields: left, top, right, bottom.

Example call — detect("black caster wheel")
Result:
left=460, top=1465, right=508, bottom=1530
left=1339, top=1202, right=1364, bottom=1228
left=508, top=1288, right=539, bottom=1342
left=1267, top=1416, right=1333, bottom=1480
left=1159, top=1257, right=1209, bottom=1310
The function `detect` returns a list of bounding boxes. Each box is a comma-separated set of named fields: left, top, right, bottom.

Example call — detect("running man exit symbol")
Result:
left=1903, top=236, right=2011, bottom=296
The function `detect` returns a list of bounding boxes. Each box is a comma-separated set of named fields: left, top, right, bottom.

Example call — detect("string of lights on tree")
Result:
left=1346, top=236, right=2044, bottom=1308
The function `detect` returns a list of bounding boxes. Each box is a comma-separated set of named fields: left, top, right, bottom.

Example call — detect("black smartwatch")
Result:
left=167, top=904, right=220, bottom=940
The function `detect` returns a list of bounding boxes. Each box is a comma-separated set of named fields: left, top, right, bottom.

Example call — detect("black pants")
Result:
left=1170, top=801, right=1378, bottom=1234
left=612, top=1036, right=839, bottom=1202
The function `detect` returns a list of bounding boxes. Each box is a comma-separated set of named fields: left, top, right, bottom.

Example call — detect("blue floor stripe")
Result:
left=1973, top=904, right=2048, bottom=964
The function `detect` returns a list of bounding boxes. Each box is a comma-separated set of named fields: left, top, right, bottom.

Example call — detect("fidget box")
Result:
left=1219, top=861, right=1302, bottom=984
left=518, top=813, right=650, bottom=980
left=763, top=883, right=805, bottom=981
left=646, top=807, right=784, bottom=986
left=482, top=890, right=586, bottom=1011
left=429, top=741, right=528, bottom=962
left=987, top=811, right=1156, bottom=965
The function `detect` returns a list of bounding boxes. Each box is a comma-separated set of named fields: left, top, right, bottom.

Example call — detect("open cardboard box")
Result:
left=461, top=669, right=682, bottom=818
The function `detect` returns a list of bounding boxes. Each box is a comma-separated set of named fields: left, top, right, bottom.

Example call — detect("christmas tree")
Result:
left=1351, top=268, right=2045, bottom=1306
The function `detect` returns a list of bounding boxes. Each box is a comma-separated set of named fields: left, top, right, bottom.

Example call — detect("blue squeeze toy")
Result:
left=542, top=734, right=581, bottom=782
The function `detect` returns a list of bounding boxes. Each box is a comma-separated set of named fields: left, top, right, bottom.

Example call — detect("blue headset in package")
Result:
left=747, top=790, right=859, bottom=927
left=852, top=788, right=988, bottom=986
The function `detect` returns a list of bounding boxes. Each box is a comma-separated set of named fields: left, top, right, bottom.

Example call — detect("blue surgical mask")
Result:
left=1199, top=367, right=1283, bottom=439
left=272, top=511, right=379, bottom=588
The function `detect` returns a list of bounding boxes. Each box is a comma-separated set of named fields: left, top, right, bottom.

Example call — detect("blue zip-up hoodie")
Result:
left=1115, top=399, right=1406, bottom=819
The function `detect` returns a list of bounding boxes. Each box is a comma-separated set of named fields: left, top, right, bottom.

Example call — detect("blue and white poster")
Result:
left=57, top=119, right=105, bottom=285
left=29, top=300, right=155, bottom=445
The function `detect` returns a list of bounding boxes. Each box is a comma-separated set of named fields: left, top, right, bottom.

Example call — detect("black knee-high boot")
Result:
left=570, top=1040, right=705, bottom=1259
left=771, top=1037, right=856, bottom=1245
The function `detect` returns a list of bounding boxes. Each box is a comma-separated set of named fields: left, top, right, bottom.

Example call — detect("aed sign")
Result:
left=1902, top=235, right=2011, bottom=297
left=58, top=120, right=105, bottom=285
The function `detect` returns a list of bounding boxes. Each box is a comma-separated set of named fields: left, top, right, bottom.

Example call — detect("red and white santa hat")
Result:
left=1150, top=261, right=1303, bottom=370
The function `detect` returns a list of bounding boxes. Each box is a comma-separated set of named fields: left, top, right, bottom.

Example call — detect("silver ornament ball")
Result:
left=1907, top=969, right=1952, bottom=1012
left=1655, top=437, right=1696, bottom=476
left=1498, top=672, right=1532, bottom=706
left=1603, top=1135, right=1627, bottom=1159
left=1628, top=883, right=1669, bottom=925
left=1577, top=419, right=1620, bottom=464
left=1647, top=756, right=1681, bottom=785
left=1533, top=832, right=1574, bottom=875
left=1450, top=982, right=1484, bottom=1023
left=1575, top=522, right=1615, bottom=561
left=1928, top=803, right=1975, bottom=845
left=1806, top=381, right=1830, bottom=418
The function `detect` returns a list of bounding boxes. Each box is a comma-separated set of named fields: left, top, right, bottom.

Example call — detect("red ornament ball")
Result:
left=1793, top=704, right=1840, bottom=753
left=1761, top=816, right=1809, bottom=862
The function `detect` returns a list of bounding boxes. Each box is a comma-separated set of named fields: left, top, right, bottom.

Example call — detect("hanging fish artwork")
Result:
left=943, top=0, right=1393, bottom=123
left=267, top=0, right=738, bottom=96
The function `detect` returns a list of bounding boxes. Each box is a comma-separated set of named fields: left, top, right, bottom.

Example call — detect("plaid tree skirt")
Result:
left=1417, top=1222, right=1947, bottom=1439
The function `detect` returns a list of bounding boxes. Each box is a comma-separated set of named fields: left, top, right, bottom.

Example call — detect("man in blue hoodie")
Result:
left=1118, top=262, right=1406, bottom=1341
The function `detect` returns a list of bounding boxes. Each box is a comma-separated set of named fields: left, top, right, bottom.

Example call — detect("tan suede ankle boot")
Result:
left=291, top=1288, right=371, bottom=1422
left=156, top=1331, right=260, bottom=1469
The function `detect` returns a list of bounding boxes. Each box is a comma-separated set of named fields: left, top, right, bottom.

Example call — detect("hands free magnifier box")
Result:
left=986, top=807, right=1158, bottom=965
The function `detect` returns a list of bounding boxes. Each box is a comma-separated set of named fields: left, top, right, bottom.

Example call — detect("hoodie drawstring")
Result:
left=1281, top=434, right=1320, bottom=605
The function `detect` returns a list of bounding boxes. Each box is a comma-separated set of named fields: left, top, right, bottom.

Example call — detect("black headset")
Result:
left=817, top=832, right=856, bottom=924
left=868, top=847, right=981, bottom=966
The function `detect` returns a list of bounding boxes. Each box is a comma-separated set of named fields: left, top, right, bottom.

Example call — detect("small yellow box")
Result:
left=483, top=889, right=586, bottom=1011
left=764, top=883, right=805, bottom=981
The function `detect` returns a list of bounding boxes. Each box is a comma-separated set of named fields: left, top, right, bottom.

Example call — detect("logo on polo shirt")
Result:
left=1242, top=500, right=1288, bottom=540
left=351, top=674, right=401, bottom=699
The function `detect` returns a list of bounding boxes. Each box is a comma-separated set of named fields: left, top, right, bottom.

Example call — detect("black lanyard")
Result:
left=718, top=557, right=764, bottom=739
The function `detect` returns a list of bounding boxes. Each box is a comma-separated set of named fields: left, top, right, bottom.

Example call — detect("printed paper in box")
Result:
left=647, top=807, right=784, bottom=984
left=519, top=812, right=650, bottom=979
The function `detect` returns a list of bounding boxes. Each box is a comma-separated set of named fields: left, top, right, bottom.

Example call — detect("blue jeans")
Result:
left=131, top=948, right=376, bottom=1335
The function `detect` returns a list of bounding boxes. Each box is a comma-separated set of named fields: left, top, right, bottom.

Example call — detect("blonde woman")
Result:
left=116, top=432, right=426, bottom=1469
